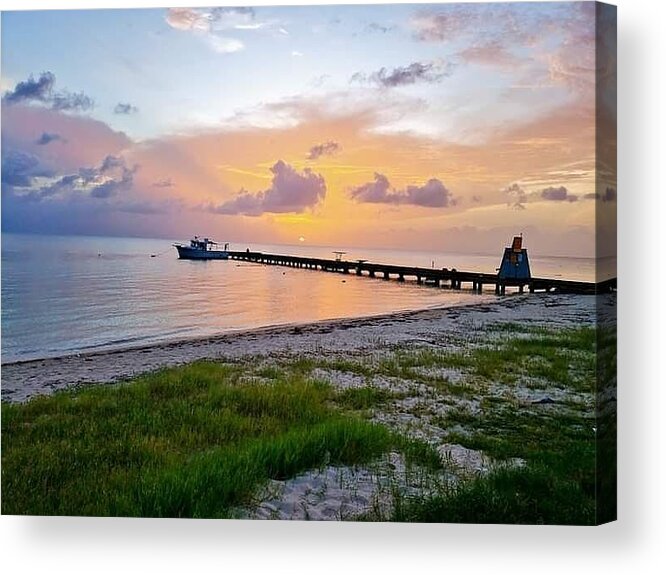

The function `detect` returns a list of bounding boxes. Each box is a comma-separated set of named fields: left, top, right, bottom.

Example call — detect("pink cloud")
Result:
left=458, top=41, right=525, bottom=69
left=2, top=104, right=130, bottom=173
left=209, top=160, right=326, bottom=216
left=350, top=173, right=456, bottom=208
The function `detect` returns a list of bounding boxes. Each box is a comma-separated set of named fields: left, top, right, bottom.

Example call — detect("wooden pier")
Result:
left=227, top=251, right=616, bottom=295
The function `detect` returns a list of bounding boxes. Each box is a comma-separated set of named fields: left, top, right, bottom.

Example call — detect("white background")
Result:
left=0, top=1, right=663, bottom=573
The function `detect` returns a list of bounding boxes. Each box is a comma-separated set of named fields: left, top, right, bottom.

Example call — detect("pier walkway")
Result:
left=228, top=251, right=616, bottom=295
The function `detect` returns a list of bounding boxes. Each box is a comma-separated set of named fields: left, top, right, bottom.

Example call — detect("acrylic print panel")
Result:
left=0, top=2, right=616, bottom=524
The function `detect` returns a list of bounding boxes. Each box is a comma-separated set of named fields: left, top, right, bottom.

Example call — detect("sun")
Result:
left=298, top=236, right=305, bottom=242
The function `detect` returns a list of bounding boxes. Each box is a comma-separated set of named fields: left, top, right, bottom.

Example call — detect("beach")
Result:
left=2, top=293, right=600, bottom=403
left=1, top=292, right=615, bottom=521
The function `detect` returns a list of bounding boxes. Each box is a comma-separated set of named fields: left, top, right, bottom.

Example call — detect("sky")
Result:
left=1, top=2, right=616, bottom=257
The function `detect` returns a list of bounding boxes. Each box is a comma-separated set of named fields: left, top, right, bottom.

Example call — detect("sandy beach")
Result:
left=1, top=293, right=601, bottom=403
left=2, top=292, right=615, bottom=521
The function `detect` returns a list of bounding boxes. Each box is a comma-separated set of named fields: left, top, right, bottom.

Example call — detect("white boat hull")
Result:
left=174, top=245, right=229, bottom=260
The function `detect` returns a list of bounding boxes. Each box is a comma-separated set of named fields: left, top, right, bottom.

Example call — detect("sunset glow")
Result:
left=1, top=3, right=616, bottom=256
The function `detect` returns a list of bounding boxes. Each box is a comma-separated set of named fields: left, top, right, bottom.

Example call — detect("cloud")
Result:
left=1, top=150, right=48, bottom=187
left=583, top=187, right=616, bottom=202
left=352, top=61, right=453, bottom=88
left=503, top=183, right=580, bottom=208
left=541, top=185, right=577, bottom=202
left=35, top=132, right=64, bottom=146
left=165, top=7, right=211, bottom=32
left=458, top=41, right=524, bottom=68
left=411, top=10, right=471, bottom=42
left=152, top=178, right=174, bottom=188
left=410, top=4, right=539, bottom=45
left=38, top=155, right=138, bottom=200
left=51, top=92, right=94, bottom=112
left=502, top=182, right=527, bottom=209
left=364, top=22, right=396, bottom=34
left=306, top=140, right=341, bottom=160
left=2, top=185, right=180, bottom=238
left=211, top=160, right=326, bottom=216
left=206, top=35, right=245, bottom=54
left=349, top=172, right=391, bottom=203
left=403, top=179, right=456, bottom=207
left=411, top=3, right=596, bottom=100
left=2, top=102, right=132, bottom=174
left=2, top=72, right=55, bottom=104
left=291, top=50, right=304, bottom=57
left=350, top=173, right=455, bottom=208
left=165, top=7, right=277, bottom=54
left=543, top=5, right=597, bottom=98
left=165, top=7, right=256, bottom=32
left=114, top=102, right=139, bottom=115
left=2, top=72, right=93, bottom=112
left=208, top=190, right=262, bottom=216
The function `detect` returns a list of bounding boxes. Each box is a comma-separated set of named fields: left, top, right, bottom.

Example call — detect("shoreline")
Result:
left=0, top=297, right=493, bottom=367
left=1, top=293, right=602, bottom=403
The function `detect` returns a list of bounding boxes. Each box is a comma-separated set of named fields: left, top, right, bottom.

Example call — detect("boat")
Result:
left=173, top=236, right=230, bottom=260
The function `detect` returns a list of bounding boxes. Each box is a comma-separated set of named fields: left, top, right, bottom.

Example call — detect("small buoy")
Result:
left=341, top=280, right=346, bottom=283
left=150, top=254, right=156, bottom=258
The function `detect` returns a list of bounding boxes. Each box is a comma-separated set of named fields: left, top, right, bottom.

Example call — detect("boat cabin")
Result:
left=497, top=235, right=531, bottom=280
left=190, top=236, right=216, bottom=251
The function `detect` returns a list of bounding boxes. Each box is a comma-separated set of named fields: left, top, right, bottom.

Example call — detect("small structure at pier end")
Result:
left=498, top=235, right=531, bottom=281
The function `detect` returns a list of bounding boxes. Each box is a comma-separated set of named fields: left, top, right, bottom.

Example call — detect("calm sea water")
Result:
left=1, top=233, right=598, bottom=363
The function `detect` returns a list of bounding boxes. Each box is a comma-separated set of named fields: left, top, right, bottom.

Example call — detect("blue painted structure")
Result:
left=497, top=235, right=531, bottom=280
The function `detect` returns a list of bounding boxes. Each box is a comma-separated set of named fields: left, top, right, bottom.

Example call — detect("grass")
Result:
left=381, top=325, right=604, bottom=525
left=335, top=386, right=395, bottom=411
left=389, top=326, right=596, bottom=392
left=389, top=463, right=595, bottom=525
left=318, top=327, right=595, bottom=396
left=1, top=362, right=404, bottom=517
left=2, top=324, right=613, bottom=524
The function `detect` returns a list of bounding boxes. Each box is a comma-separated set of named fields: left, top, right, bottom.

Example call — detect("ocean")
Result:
left=1, top=233, right=599, bottom=363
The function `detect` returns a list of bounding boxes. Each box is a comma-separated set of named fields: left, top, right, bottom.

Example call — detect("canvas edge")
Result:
left=594, top=0, right=617, bottom=526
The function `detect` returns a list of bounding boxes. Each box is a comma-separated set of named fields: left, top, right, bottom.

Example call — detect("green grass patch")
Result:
left=389, top=463, right=595, bottom=525
left=1, top=361, right=399, bottom=517
left=336, top=386, right=394, bottom=410
left=320, top=358, right=376, bottom=378
left=380, top=326, right=595, bottom=391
